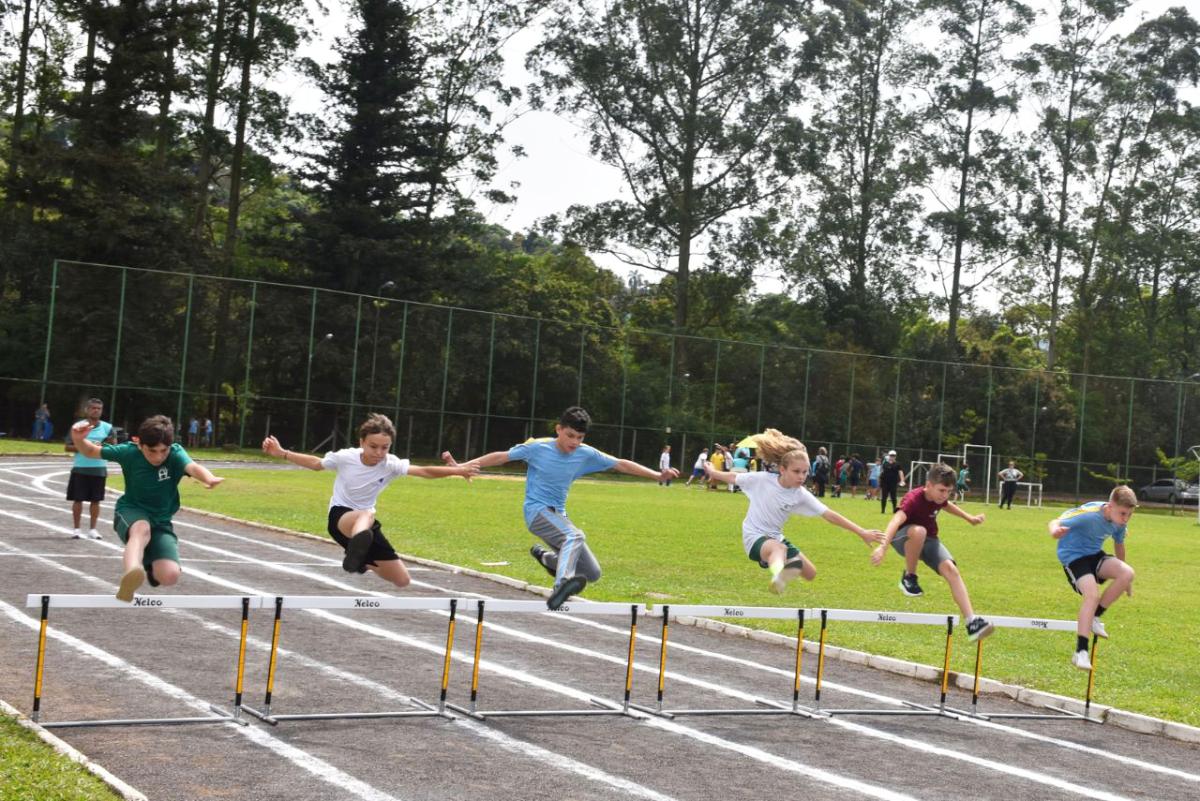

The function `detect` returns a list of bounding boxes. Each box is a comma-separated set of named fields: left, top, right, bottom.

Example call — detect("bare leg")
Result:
left=369, top=560, right=412, bottom=588
left=89, top=501, right=101, bottom=529
left=902, top=526, right=927, bottom=575
left=937, top=560, right=975, bottom=621
left=72, top=501, right=83, bottom=528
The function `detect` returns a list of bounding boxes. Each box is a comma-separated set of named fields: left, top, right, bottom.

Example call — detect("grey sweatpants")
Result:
left=529, top=508, right=602, bottom=586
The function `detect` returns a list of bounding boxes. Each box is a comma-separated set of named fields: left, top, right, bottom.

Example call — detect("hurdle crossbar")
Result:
left=26, top=594, right=257, bottom=728
left=629, top=604, right=818, bottom=719
left=445, top=599, right=645, bottom=720
left=813, top=608, right=960, bottom=717
left=241, top=595, right=459, bottom=724
left=940, top=615, right=1104, bottom=722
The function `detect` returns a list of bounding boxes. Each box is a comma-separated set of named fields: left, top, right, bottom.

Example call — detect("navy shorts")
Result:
left=1062, top=551, right=1111, bottom=594
left=327, top=506, right=400, bottom=568
left=66, top=471, right=107, bottom=502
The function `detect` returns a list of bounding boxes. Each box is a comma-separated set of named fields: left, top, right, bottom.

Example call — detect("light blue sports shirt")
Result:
left=1055, top=501, right=1127, bottom=565
left=72, top=420, right=113, bottom=473
left=507, top=438, right=618, bottom=525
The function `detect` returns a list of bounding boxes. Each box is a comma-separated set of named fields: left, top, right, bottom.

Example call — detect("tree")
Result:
left=528, top=0, right=810, bottom=333
left=917, top=0, right=1034, bottom=352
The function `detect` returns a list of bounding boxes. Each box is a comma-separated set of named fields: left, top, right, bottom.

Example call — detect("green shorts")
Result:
left=748, top=535, right=800, bottom=568
left=114, top=506, right=180, bottom=575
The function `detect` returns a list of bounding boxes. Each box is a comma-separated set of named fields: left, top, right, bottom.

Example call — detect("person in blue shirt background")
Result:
left=444, top=406, right=678, bottom=609
left=64, top=398, right=113, bottom=539
left=1049, top=485, right=1137, bottom=671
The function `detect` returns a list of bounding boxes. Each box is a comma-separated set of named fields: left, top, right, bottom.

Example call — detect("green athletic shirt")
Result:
left=99, top=442, right=193, bottom=523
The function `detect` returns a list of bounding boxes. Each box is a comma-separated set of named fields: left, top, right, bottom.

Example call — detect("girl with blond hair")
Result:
left=705, top=429, right=883, bottom=594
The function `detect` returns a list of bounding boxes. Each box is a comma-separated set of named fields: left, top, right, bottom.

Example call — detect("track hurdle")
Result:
left=26, top=594, right=257, bottom=728
left=242, top=595, right=460, bottom=724
left=812, top=608, right=960, bottom=717
left=940, top=615, right=1104, bottom=723
left=446, top=599, right=644, bottom=719
left=631, top=604, right=818, bottom=719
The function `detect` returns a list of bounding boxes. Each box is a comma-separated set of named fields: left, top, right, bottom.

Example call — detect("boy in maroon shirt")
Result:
left=870, top=462, right=994, bottom=641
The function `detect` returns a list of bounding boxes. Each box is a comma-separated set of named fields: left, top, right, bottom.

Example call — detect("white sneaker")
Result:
left=1091, top=618, right=1108, bottom=639
left=87, top=529, right=103, bottom=540
left=71, top=529, right=83, bottom=539
left=1071, top=650, right=1092, bottom=671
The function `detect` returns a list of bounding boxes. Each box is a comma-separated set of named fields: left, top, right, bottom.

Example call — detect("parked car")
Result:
left=1137, top=478, right=1200, bottom=504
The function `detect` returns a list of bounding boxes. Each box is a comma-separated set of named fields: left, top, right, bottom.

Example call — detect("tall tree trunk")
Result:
left=155, top=0, right=179, bottom=167
left=194, top=0, right=229, bottom=238
left=1045, top=67, right=1079, bottom=371
left=6, top=0, right=35, bottom=186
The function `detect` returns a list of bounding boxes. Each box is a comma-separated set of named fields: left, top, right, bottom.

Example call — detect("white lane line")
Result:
left=0, top=598, right=405, bottom=801
left=0, top=525, right=681, bottom=801
left=5, top=473, right=1199, bottom=789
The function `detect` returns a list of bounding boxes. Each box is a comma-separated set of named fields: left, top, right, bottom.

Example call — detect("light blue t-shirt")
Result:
left=1055, top=501, right=1127, bottom=565
left=72, top=420, right=113, bottom=473
left=507, top=438, right=618, bottom=525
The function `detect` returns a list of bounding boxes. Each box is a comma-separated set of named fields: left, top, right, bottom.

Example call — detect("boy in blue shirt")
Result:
left=1049, top=485, right=1137, bottom=670
left=64, top=398, right=113, bottom=539
left=445, top=406, right=678, bottom=609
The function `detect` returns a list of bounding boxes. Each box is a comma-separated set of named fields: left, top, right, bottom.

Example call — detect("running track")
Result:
left=0, top=458, right=1197, bottom=801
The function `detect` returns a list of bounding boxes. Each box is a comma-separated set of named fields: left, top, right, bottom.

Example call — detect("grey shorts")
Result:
left=891, top=525, right=954, bottom=572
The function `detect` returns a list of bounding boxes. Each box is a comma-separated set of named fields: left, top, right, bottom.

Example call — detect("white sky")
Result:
left=281, top=0, right=1198, bottom=302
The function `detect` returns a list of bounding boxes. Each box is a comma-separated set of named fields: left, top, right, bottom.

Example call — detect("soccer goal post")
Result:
left=963, top=444, right=993, bottom=505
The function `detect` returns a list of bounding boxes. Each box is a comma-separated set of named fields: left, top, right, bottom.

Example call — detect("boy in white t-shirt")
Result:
left=263, top=414, right=477, bottom=587
left=705, top=428, right=882, bottom=594
left=658, top=445, right=673, bottom=486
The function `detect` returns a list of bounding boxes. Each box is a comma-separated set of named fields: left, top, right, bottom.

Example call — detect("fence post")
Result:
left=482, top=315, right=496, bottom=455
left=709, top=341, right=722, bottom=446
left=238, top=282, right=257, bottom=449
left=109, top=267, right=127, bottom=418
left=301, top=289, right=317, bottom=452
left=801, top=351, right=812, bottom=440
left=1075, top=374, right=1088, bottom=502
left=846, top=356, right=856, bottom=446
left=347, top=295, right=363, bottom=445
left=436, top=308, right=453, bottom=458
left=755, top=344, right=765, bottom=433
left=1124, top=377, right=1135, bottom=481
left=38, top=261, right=59, bottom=407
left=392, top=302, right=409, bottom=452
left=891, top=360, right=901, bottom=448
left=175, top=273, right=195, bottom=427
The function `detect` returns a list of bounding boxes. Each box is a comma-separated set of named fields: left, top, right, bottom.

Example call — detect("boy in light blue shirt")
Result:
left=64, top=398, right=113, bottom=539
left=1049, top=485, right=1137, bottom=671
left=446, top=406, right=678, bottom=609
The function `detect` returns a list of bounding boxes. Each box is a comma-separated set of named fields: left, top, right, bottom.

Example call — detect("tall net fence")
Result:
left=4, top=260, right=1199, bottom=502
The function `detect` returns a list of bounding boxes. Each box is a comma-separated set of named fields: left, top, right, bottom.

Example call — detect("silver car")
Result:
left=1137, top=478, right=1200, bottom=504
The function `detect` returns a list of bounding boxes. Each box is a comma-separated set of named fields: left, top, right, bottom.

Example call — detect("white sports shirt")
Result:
left=734, top=470, right=828, bottom=554
left=321, top=448, right=410, bottom=510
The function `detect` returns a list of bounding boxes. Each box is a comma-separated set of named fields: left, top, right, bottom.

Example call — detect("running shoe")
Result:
left=116, top=566, right=145, bottom=603
left=529, top=544, right=557, bottom=578
left=342, top=529, right=374, bottom=573
left=966, top=616, right=995, bottom=642
left=1091, top=618, right=1108, bottom=639
left=547, top=575, right=587, bottom=610
left=88, top=529, right=103, bottom=540
left=71, top=529, right=83, bottom=539
left=899, top=572, right=923, bottom=597
left=1071, top=649, right=1092, bottom=671
left=770, top=557, right=806, bottom=594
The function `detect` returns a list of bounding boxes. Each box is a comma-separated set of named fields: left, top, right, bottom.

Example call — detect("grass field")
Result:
left=0, top=715, right=121, bottom=801
left=153, top=468, right=1200, bottom=728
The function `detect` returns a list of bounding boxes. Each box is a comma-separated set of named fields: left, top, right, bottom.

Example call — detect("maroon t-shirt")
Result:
left=899, top=486, right=947, bottom=538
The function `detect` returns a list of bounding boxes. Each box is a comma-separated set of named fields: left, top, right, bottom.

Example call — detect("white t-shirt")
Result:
left=321, top=448, right=410, bottom=510
left=693, top=452, right=708, bottom=469
left=735, top=470, right=828, bottom=554
left=1000, top=468, right=1022, bottom=481
left=659, top=451, right=671, bottom=471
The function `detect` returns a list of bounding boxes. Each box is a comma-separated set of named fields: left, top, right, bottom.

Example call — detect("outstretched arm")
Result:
left=820, top=509, right=884, bottom=546
left=702, top=461, right=736, bottom=485
left=262, top=435, right=324, bottom=471
left=871, top=510, right=908, bottom=565
left=70, top=421, right=103, bottom=459
left=946, top=501, right=984, bottom=526
left=1048, top=519, right=1068, bottom=539
left=442, top=450, right=512, bottom=471
left=410, top=463, right=479, bottom=480
left=184, top=461, right=223, bottom=489
left=615, top=458, right=680, bottom=483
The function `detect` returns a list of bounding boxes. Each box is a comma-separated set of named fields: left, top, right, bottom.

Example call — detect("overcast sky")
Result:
left=280, top=0, right=1197, bottom=302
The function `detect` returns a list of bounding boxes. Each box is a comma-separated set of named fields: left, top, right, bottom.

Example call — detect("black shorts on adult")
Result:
left=326, top=506, right=400, bottom=567
left=1062, top=551, right=1110, bottom=594
left=65, top=471, right=107, bottom=502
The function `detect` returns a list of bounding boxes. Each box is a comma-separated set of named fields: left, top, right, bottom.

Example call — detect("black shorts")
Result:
left=65, top=471, right=107, bottom=502
left=326, top=506, right=400, bottom=567
left=1063, top=551, right=1111, bottom=594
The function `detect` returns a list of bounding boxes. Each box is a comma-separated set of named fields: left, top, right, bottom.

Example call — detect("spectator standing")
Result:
left=33, top=403, right=52, bottom=441
left=998, top=461, right=1023, bottom=509
left=187, top=417, right=199, bottom=448
left=879, top=450, right=906, bottom=513
left=811, top=447, right=830, bottom=497
left=658, top=445, right=673, bottom=486
left=65, top=398, right=113, bottom=539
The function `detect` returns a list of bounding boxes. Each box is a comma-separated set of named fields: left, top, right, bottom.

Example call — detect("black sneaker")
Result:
left=899, top=572, right=923, bottom=597
left=966, top=616, right=995, bottom=642
left=342, top=529, right=374, bottom=573
left=547, top=575, right=587, bottom=610
left=529, top=544, right=557, bottom=578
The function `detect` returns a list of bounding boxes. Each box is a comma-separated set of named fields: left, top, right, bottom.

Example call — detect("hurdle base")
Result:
left=448, top=696, right=642, bottom=721
left=41, top=711, right=244, bottom=729
left=242, top=706, right=448, bottom=725
left=638, top=697, right=819, bottom=720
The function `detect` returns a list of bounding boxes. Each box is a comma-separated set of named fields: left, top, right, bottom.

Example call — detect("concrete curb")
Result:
left=181, top=505, right=1200, bottom=743
left=0, top=698, right=147, bottom=801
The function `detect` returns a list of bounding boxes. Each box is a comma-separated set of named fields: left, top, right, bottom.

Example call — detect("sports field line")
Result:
left=1, top=499, right=918, bottom=801
left=0, top=534, right=682, bottom=801
left=0, top=596, right=406, bottom=801
left=7, top=470, right=1200, bottom=788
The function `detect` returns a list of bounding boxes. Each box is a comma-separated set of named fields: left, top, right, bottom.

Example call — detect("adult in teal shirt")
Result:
left=445, top=406, right=678, bottom=609
left=64, top=398, right=113, bottom=539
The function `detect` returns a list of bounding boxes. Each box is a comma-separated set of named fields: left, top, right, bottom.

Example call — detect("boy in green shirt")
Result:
left=71, top=415, right=223, bottom=602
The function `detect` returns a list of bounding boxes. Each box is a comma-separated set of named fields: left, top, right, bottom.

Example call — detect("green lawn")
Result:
left=166, top=468, right=1200, bottom=727
left=0, top=715, right=121, bottom=801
